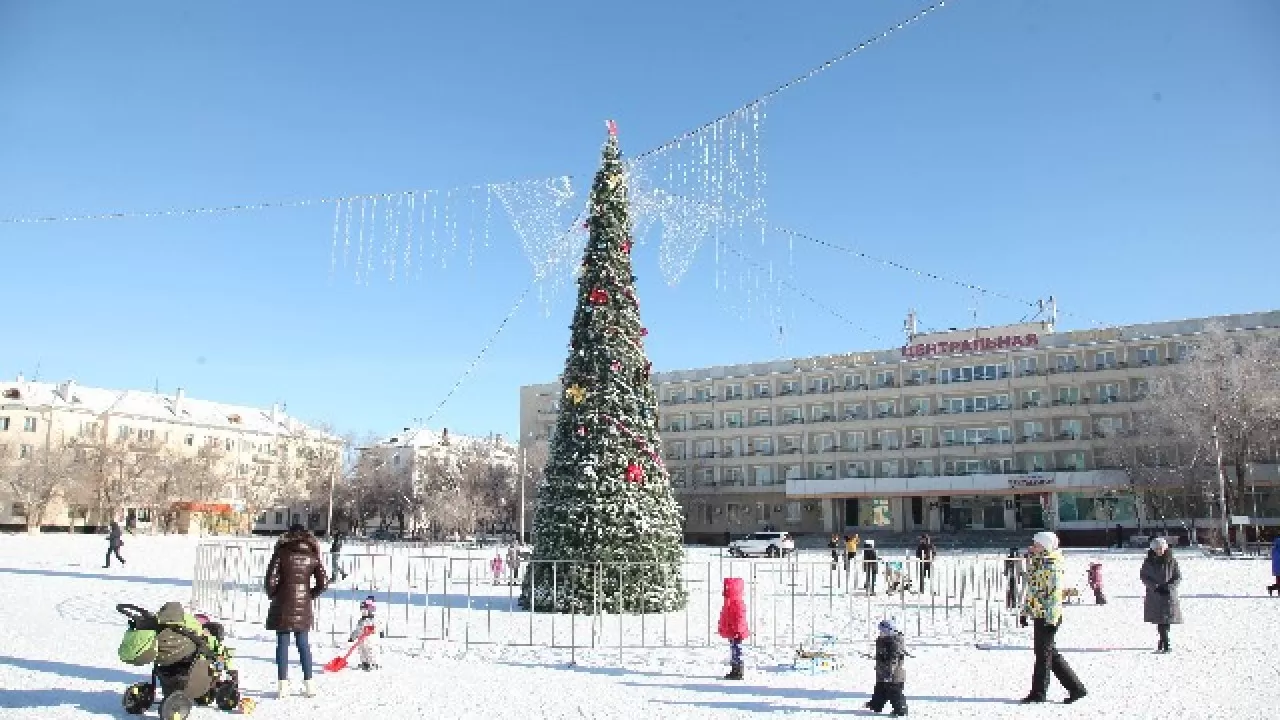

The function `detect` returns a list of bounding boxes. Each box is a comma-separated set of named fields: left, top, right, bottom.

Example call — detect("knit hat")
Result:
left=360, top=596, right=376, bottom=615
left=877, top=618, right=899, bottom=636
left=1031, top=531, right=1059, bottom=552
left=1150, top=537, right=1168, bottom=551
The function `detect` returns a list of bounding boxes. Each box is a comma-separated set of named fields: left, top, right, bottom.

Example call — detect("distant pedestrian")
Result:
left=329, top=532, right=348, bottom=582
left=915, top=534, right=936, bottom=592
left=829, top=534, right=843, bottom=587
left=863, top=540, right=879, bottom=594
left=506, top=544, right=521, bottom=584
left=1140, top=537, right=1182, bottom=653
left=1087, top=560, right=1106, bottom=605
left=104, top=520, right=126, bottom=568
left=1004, top=547, right=1023, bottom=610
left=490, top=552, right=505, bottom=585
left=1115, top=524, right=1124, bottom=549
left=1019, top=531, right=1086, bottom=705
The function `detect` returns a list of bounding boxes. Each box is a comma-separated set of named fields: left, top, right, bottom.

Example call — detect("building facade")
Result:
left=0, top=378, right=344, bottom=534
left=355, top=427, right=520, bottom=538
left=520, top=311, right=1280, bottom=544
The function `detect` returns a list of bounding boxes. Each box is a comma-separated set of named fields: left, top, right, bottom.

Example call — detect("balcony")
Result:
left=746, top=448, right=774, bottom=456
left=877, top=409, right=899, bottom=419
left=666, top=426, right=687, bottom=433
left=694, top=422, right=714, bottom=430
left=782, top=447, right=802, bottom=455
left=784, top=417, right=805, bottom=425
left=664, top=397, right=687, bottom=405
left=779, top=387, right=800, bottom=397
left=844, top=383, right=870, bottom=392
left=812, top=414, right=835, bottom=423
left=750, top=419, right=772, bottom=427
left=724, top=420, right=745, bottom=429
left=723, top=393, right=744, bottom=402
left=808, top=386, right=834, bottom=395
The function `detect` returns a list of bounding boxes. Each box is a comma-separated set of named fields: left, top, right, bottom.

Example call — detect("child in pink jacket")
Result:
left=718, top=577, right=750, bottom=680
left=490, top=553, right=505, bottom=585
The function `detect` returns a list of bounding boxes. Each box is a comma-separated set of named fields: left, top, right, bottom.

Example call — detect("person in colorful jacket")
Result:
left=1019, top=531, right=1087, bottom=705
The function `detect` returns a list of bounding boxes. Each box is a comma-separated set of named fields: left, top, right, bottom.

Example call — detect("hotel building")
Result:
left=520, top=310, right=1280, bottom=544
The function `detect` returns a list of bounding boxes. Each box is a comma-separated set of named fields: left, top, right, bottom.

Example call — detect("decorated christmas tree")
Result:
left=520, top=123, right=687, bottom=614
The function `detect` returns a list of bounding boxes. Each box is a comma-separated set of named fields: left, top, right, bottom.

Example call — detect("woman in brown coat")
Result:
left=264, top=525, right=328, bottom=698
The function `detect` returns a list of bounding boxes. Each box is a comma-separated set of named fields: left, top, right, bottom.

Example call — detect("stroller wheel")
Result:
left=214, top=681, right=241, bottom=712
left=195, top=689, right=214, bottom=706
left=159, top=691, right=194, bottom=720
left=122, top=682, right=155, bottom=714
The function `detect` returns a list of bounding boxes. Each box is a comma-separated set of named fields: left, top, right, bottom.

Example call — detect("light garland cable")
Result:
left=418, top=213, right=585, bottom=428
left=774, top=225, right=1106, bottom=327
left=632, top=0, right=951, bottom=162
left=717, top=235, right=887, bottom=344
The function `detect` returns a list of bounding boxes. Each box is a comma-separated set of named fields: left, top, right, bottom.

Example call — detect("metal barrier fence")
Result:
left=191, top=542, right=1026, bottom=654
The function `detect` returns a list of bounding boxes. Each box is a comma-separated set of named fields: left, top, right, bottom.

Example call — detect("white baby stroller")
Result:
left=884, top=560, right=914, bottom=594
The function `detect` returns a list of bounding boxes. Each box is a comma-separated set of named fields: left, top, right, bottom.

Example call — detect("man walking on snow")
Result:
left=104, top=520, right=126, bottom=568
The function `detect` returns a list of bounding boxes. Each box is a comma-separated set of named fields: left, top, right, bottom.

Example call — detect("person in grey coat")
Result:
left=104, top=520, right=126, bottom=568
left=1139, top=537, right=1182, bottom=653
left=864, top=618, right=908, bottom=716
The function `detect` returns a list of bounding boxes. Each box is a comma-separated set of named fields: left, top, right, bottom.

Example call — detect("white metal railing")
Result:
left=191, top=542, right=1026, bottom=655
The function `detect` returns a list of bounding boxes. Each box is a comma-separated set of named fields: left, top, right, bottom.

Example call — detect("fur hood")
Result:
left=277, top=528, right=320, bottom=555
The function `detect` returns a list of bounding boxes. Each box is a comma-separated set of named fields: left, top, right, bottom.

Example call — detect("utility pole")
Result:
left=1211, top=425, right=1231, bottom=555
left=518, top=445, right=526, bottom=545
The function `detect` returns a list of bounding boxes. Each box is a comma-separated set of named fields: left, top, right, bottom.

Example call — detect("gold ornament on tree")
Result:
left=566, top=384, right=587, bottom=405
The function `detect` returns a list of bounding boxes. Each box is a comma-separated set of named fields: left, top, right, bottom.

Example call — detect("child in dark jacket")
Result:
left=718, top=577, right=749, bottom=680
left=865, top=618, right=908, bottom=717
left=1087, top=560, right=1106, bottom=605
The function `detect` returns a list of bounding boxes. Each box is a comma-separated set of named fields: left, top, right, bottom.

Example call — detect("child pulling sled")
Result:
left=348, top=596, right=381, bottom=671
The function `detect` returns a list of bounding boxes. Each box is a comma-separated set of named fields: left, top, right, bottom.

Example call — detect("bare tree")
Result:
left=0, top=443, right=78, bottom=533
left=1099, top=323, right=1280, bottom=549
left=145, top=449, right=203, bottom=533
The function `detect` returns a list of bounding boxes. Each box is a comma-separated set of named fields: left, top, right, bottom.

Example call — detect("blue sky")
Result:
left=2, top=0, right=1277, bottom=441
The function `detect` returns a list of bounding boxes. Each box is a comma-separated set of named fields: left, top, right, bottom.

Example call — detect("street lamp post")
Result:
left=518, top=445, right=526, bottom=545
left=1211, top=426, right=1231, bottom=555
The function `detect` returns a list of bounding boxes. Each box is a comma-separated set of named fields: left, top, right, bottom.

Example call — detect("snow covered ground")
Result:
left=1, top=533, right=1277, bottom=719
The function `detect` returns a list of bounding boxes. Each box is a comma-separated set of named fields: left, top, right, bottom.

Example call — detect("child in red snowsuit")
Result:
left=1087, top=560, right=1106, bottom=604
left=718, top=577, right=750, bottom=680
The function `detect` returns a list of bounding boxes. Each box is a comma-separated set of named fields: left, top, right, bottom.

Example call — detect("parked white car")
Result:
left=728, top=531, right=795, bottom=558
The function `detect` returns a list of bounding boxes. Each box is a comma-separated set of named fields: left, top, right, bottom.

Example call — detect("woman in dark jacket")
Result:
left=1139, top=537, right=1182, bottom=653
left=265, top=525, right=328, bottom=697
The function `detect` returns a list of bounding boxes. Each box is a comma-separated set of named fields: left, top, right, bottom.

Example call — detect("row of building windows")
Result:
left=0, top=416, right=39, bottom=433
left=664, top=417, right=1128, bottom=458
left=670, top=450, right=1095, bottom=486
left=656, top=346, right=1186, bottom=405
left=660, top=381, right=1146, bottom=430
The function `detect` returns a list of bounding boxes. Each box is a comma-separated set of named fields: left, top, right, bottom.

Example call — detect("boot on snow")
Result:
left=276, top=680, right=290, bottom=699
left=302, top=680, right=315, bottom=697
left=723, top=663, right=743, bottom=680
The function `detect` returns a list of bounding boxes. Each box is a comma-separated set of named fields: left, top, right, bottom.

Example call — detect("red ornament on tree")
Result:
left=589, top=288, right=609, bottom=305
left=640, top=327, right=649, bottom=337
left=611, top=361, right=621, bottom=372
left=621, top=240, right=632, bottom=254
left=625, top=463, right=644, bottom=483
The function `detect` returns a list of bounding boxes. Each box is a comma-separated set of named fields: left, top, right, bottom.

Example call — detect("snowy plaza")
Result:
left=1, top=533, right=1278, bottom=719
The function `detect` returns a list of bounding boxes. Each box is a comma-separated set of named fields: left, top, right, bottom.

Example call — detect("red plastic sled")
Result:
left=323, top=626, right=374, bottom=673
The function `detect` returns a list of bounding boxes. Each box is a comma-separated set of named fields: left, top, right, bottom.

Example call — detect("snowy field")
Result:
left=1, top=534, right=1277, bottom=719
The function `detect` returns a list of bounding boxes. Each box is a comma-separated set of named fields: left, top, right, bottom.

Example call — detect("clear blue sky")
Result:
left=2, top=0, right=1277, bottom=441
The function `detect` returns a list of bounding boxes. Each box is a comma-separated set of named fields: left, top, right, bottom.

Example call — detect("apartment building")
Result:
left=520, top=311, right=1280, bottom=544
left=0, top=377, right=343, bottom=533
left=357, top=427, right=520, bottom=537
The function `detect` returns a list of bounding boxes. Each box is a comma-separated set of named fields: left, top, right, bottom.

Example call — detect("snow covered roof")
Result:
left=370, top=427, right=517, bottom=464
left=0, top=378, right=341, bottom=443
